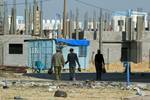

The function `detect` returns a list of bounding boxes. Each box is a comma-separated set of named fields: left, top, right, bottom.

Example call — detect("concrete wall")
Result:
left=84, top=31, right=150, bottom=66
left=85, top=31, right=122, bottom=64
left=142, top=32, right=150, bottom=62
left=0, top=35, right=32, bottom=66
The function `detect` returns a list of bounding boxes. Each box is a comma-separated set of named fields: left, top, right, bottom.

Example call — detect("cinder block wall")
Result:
left=84, top=31, right=150, bottom=66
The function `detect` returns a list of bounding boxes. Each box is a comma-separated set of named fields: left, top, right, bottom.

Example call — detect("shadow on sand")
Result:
left=23, top=72, right=150, bottom=83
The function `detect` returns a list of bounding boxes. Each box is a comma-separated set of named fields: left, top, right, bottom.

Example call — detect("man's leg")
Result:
left=69, top=67, right=73, bottom=80
left=96, top=66, right=101, bottom=80
left=97, top=71, right=101, bottom=80
left=95, top=66, right=98, bottom=80
left=69, top=67, right=76, bottom=80
left=72, top=67, right=76, bottom=81
left=58, top=66, right=62, bottom=80
left=54, top=66, right=59, bottom=80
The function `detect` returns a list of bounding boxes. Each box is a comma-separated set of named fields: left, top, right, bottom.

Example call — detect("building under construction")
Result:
left=0, top=0, right=42, bottom=67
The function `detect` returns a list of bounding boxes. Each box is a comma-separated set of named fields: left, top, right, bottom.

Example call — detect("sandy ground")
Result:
left=0, top=62, right=150, bottom=100
left=0, top=85, right=137, bottom=100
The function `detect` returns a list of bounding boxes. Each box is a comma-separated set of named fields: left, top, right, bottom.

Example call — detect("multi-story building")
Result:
left=112, top=10, right=148, bottom=32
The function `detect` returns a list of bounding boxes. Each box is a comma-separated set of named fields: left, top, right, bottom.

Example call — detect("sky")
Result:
left=6, top=0, right=150, bottom=19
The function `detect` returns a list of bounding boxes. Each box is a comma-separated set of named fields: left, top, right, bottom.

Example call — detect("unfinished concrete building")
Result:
left=84, top=15, right=150, bottom=68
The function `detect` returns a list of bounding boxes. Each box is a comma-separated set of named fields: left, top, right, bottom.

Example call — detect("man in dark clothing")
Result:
left=94, top=49, right=105, bottom=80
left=65, top=48, right=80, bottom=81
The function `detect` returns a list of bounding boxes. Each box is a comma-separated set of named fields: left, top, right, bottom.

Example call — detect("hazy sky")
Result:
left=7, top=0, right=150, bottom=19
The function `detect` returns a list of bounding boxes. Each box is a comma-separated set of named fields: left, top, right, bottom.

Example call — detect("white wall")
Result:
left=112, top=11, right=148, bottom=32
left=112, top=16, right=126, bottom=32
left=0, top=35, right=32, bottom=66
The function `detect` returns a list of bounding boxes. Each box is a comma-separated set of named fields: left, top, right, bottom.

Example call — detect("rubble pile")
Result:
left=1, top=79, right=150, bottom=91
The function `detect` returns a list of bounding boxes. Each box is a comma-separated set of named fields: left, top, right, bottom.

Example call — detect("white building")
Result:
left=8, top=16, right=25, bottom=30
left=0, top=35, right=32, bottom=66
left=112, top=10, right=148, bottom=32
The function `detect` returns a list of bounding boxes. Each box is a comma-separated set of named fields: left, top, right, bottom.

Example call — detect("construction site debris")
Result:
left=14, top=96, right=24, bottom=100
left=54, top=90, right=67, bottom=98
left=3, top=85, right=9, bottom=89
left=0, top=66, right=28, bottom=73
left=124, top=95, right=150, bottom=100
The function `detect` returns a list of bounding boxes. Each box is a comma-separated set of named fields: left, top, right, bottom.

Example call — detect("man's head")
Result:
left=56, top=48, right=61, bottom=52
left=70, top=48, right=74, bottom=53
left=97, top=49, right=101, bottom=54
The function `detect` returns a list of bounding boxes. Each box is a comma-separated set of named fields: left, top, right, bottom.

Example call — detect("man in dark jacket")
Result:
left=94, top=49, right=105, bottom=80
left=65, top=48, right=80, bottom=81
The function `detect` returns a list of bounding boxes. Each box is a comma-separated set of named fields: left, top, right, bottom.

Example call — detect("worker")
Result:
left=65, top=48, right=81, bottom=81
left=51, top=48, right=65, bottom=80
left=94, top=49, right=105, bottom=80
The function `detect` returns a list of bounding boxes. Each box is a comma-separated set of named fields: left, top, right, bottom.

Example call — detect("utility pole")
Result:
left=63, top=0, right=67, bottom=38
left=99, top=8, right=103, bottom=51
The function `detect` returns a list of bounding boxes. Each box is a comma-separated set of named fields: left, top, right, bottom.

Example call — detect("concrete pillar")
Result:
left=75, top=8, right=79, bottom=40
left=33, top=0, right=41, bottom=36
left=69, top=19, right=73, bottom=39
left=93, top=10, right=96, bottom=31
left=29, top=4, right=32, bottom=35
left=25, top=0, right=29, bottom=35
left=125, top=17, right=134, bottom=41
left=13, top=0, right=16, bottom=35
left=148, top=20, right=150, bottom=31
left=63, top=0, right=67, bottom=38
left=66, top=18, right=69, bottom=39
left=88, top=18, right=92, bottom=31
left=136, top=16, right=144, bottom=40
left=4, top=1, right=9, bottom=35
left=84, top=12, right=88, bottom=31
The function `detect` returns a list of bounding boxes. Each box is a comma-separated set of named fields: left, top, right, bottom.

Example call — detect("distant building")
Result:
left=112, top=10, right=148, bottom=32
left=8, top=16, right=24, bottom=31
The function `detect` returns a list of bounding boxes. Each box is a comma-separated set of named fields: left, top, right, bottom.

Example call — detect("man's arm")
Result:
left=101, top=54, right=105, bottom=64
left=51, top=55, right=54, bottom=68
left=94, top=54, right=97, bottom=64
left=65, top=54, right=69, bottom=64
left=61, top=54, right=65, bottom=67
left=75, top=54, right=80, bottom=67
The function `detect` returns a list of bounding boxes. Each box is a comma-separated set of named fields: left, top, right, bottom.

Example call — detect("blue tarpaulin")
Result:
left=56, top=38, right=90, bottom=46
